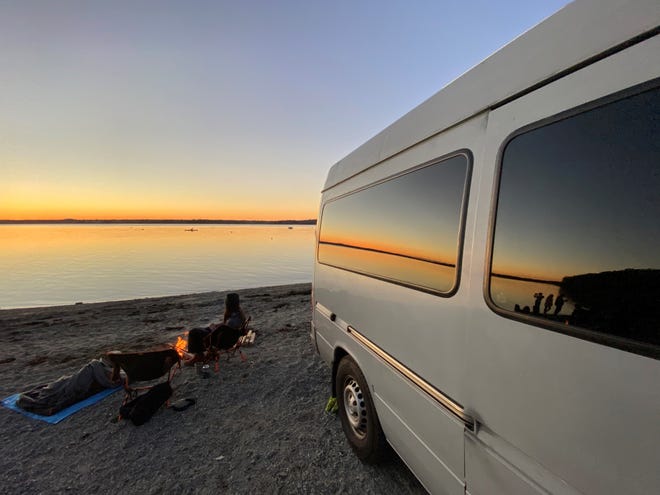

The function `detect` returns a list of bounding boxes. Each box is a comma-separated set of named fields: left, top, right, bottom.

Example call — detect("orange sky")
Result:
left=0, top=3, right=568, bottom=222
left=0, top=3, right=569, bottom=223
left=2, top=177, right=319, bottom=221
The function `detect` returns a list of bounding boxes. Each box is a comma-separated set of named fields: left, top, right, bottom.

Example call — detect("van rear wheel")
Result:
left=335, top=356, right=387, bottom=463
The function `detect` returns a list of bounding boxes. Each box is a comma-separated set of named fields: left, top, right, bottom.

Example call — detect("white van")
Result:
left=310, top=1, right=660, bottom=493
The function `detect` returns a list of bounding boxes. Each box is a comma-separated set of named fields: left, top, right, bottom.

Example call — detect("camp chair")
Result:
left=207, top=316, right=251, bottom=370
left=106, top=347, right=181, bottom=403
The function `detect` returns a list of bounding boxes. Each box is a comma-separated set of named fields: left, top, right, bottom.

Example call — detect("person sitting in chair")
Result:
left=185, top=292, right=247, bottom=365
left=210, top=292, right=246, bottom=331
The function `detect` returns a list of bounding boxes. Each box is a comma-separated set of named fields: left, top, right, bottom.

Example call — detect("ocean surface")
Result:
left=0, top=224, right=315, bottom=309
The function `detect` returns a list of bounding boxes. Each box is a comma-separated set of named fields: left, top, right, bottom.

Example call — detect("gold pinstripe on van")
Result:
left=347, top=325, right=476, bottom=431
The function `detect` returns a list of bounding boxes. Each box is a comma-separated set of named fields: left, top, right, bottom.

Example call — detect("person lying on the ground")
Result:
left=16, top=356, right=123, bottom=416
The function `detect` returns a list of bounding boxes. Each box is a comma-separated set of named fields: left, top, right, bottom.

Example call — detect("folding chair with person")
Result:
left=105, top=347, right=181, bottom=403
left=185, top=292, right=253, bottom=371
left=105, top=347, right=181, bottom=425
left=207, top=316, right=252, bottom=370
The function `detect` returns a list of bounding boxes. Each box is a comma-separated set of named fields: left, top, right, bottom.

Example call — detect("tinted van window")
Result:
left=319, top=154, right=470, bottom=294
left=490, top=86, right=660, bottom=356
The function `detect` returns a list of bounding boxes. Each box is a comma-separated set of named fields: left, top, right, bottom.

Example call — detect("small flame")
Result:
left=173, top=331, right=189, bottom=358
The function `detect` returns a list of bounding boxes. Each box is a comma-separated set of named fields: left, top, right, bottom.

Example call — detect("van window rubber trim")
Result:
left=484, top=79, right=660, bottom=361
left=317, top=149, right=473, bottom=299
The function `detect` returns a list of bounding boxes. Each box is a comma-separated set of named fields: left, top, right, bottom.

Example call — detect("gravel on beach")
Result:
left=0, top=283, right=424, bottom=494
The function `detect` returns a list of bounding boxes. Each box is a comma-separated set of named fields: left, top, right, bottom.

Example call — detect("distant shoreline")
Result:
left=0, top=219, right=316, bottom=225
left=492, top=272, right=561, bottom=286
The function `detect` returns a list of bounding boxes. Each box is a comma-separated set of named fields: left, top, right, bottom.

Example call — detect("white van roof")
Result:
left=324, top=0, right=660, bottom=191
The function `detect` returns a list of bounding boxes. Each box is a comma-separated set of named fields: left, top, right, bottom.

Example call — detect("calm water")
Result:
left=0, top=224, right=315, bottom=309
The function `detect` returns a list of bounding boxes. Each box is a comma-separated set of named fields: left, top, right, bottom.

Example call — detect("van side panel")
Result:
left=375, top=391, right=465, bottom=495
left=313, top=114, right=489, bottom=493
left=313, top=266, right=466, bottom=494
left=316, top=114, right=487, bottom=404
left=465, top=435, right=543, bottom=495
left=464, top=36, right=660, bottom=495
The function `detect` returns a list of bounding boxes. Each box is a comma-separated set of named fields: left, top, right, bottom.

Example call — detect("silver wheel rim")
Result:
left=343, top=377, right=368, bottom=439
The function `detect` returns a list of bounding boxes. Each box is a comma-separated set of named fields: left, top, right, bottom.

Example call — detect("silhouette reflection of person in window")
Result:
left=514, top=304, right=532, bottom=314
left=544, top=294, right=554, bottom=315
left=533, top=293, right=544, bottom=314
left=554, top=295, right=565, bottom=315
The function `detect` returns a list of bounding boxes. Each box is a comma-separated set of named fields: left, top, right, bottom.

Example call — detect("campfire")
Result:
left=172, top=331, right=189, bottom=358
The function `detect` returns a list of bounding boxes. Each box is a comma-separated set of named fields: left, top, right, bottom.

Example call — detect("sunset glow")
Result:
left=0, top=2, right=568, bottom=222
left=2, top=182, right=317, bottom=221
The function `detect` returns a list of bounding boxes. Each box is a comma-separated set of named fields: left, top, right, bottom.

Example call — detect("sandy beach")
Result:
left=0, top=283, right=424, bottom=494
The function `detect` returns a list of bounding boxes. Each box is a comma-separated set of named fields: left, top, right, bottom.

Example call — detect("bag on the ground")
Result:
left=119, top=382, right=172, bottom=426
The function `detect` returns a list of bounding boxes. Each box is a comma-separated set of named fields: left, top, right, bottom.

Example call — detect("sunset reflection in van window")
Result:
left=490, top=87, right=660, bottom=350
left=319, top=154, right=469, bottom=293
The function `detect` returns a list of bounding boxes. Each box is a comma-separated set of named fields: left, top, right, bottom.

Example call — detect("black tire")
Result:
left=335, top=356, right=388, bottom=463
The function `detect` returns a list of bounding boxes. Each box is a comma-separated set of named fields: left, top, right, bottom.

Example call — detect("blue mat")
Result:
left=1, top=387, right=121, bottom=424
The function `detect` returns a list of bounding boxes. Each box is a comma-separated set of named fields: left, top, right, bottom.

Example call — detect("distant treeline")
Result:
left=0, top=219, right=317, bottom=225
left=491, top=272, right=561, bottom=286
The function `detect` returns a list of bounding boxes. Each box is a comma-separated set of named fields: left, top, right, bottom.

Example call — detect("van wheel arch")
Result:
left=335, top=354, right=388, bottom=463
left=331, top=347, right=348, bottom=397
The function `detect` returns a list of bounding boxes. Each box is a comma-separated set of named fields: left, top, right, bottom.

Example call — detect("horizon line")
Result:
left=0, top=218, right=317, bottom=225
